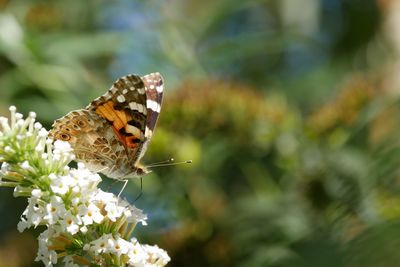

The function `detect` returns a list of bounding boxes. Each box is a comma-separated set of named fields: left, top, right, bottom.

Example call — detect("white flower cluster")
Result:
left=18, top=162, right=144, bottom=234
left=84, top=235, right=170, bottom=267
left=0, top=107, right=170, bottom=267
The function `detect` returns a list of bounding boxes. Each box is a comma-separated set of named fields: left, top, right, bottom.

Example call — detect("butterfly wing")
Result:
left=49, top=108, right=126, bottom=175
left=136, top=72, right=164, bottom=162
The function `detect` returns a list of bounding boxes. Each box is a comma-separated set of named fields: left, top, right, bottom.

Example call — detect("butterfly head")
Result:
left=133, top=164, right=151, bottom=177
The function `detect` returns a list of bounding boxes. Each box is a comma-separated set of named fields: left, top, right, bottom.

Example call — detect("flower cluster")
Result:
left=0, top=106, right=170, bottom=267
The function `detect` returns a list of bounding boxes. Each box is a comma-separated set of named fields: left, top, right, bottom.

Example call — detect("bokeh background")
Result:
left=1, top=0, right=400, bottom=266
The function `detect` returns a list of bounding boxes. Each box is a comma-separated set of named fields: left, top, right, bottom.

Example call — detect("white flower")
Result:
left=122, top=201, right=148, bottom=225
left=85, top=234, right=171, bottom=267
left=142, top=244, right=171, bottom=266
left=21, top=160, right=33, bottom=171
left=48, top=173, right=57, bottom=181
left=78, top=203, right=104, bottom=225
left=71, top=164, right=102, bottom=189
left=31, top=189, right=42, bottom=198
left=29, top=111, right=36, bottom=118
left=20, top=196, right=45, bottom=230
left=17, top=218, right=29, bottom=232
left=127, top=241, right=149, bottom=266
left=20, top=161, right=31, bottom=170
left=43, top=195, right=66, bottom=225
left=80, top=225, right=88, bottom=233
left=53, top=140, right=73, bottom=154
left=104, top=202, right=124, bottom=222
left=35, top=144, right=45, bottom=152
left=52, top=153, right=61, bottom=162
left=34, top=121, right=42, bottom=130
left=38, top=127, right=48, bottom=137
left=71, top=197, right=80, bottom=206
left=50, top=179, right=69, bottom=195
left=61, top=211, right=82, bottom=235
left=107, top=236, right=132, bottom=257
left=50, top=175, right=76, bottom=195
left=92, top=190, right=117, bottom=205
left=36, top=229, right=58, bottom=266
left=0, top=117, right=10, bottom=132
left=88, top=234, right=111, bottom=255
left=15, top=113, right=23, bottom=120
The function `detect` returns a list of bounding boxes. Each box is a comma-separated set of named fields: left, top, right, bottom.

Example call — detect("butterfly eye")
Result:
left=59, top=133, right=70, bottom=141
left=78, top=120, right=87, bottom=127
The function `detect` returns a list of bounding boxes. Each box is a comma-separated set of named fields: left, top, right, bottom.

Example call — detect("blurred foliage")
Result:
left=2, top=0, right=400, bottom=267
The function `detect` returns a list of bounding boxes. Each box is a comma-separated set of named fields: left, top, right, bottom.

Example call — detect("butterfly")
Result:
left=49, top=73, right=163, bottom=181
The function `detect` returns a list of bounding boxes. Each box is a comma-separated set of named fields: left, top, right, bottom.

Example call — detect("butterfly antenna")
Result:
left=147, top=158, right=192, bottom=168
left=147, top=158, right=175, bottom=167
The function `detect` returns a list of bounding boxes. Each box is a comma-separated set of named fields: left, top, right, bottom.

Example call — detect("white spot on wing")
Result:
left=156, top=85, right=163, bottom=93
left=117, top=95, right=126, bottom=103
left=128, top=102, right=147, bottom=115
left=146, top=99, right=161, bottom=113
left=125, top=125, right=142, bottom=138
left=122, top=89, right=128, bottom=94
left=145, top=126, right=153, bottom=138
left=129, top=102, right=138, bottom=110
left=137, top=103, right=144, bottom=113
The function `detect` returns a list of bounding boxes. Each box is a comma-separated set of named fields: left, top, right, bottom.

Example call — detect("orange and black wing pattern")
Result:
left=87, top=74, right=148, bottom=151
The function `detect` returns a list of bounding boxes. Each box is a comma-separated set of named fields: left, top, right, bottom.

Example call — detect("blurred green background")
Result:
left=1, top=0, right=400, bottom=266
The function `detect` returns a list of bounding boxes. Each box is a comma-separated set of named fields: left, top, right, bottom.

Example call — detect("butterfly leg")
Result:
left=117, top=179, right=129, bottom=198
left=133, top=177, right=143, bottom=202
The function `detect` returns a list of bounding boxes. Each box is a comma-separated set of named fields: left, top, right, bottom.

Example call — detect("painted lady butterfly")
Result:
left=49, top=73, right=163, bottom=180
